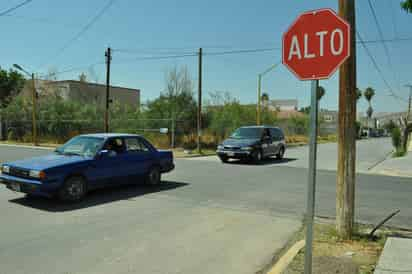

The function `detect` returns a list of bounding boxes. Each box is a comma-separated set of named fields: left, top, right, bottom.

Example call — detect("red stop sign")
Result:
left=282, top=8, right=351, bottom=81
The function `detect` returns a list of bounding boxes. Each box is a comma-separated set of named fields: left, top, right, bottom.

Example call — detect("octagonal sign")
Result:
left=282, top=8, right=351, bottom=81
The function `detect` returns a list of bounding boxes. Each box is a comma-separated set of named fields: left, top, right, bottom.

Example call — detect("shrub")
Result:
left=391, top=127, right=401, bottom=150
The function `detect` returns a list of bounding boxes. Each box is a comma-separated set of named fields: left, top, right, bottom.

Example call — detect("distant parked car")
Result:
left=216, top=126, right=286, bottom=163
left=0, top=133, right=174, bottom=201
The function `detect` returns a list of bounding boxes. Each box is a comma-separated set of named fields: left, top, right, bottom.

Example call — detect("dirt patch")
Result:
left=281, top=221, right=385, bottom=274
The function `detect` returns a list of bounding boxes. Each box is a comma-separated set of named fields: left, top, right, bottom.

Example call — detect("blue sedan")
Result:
left=0, top=133, right=174, bottom=201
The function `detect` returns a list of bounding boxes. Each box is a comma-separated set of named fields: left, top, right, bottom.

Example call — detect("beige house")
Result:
left=22, top=80, right=140, bottom=109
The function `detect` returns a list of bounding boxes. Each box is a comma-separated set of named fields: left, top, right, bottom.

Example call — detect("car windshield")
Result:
left=230, top=128, right=263, bottom=139
left=55, top=136, right=105, bottom=157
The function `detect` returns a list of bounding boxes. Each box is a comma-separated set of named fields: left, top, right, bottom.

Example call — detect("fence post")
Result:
left=0, top=114, right=3, bottom=141
left=171, top=117, right=175, bottom=149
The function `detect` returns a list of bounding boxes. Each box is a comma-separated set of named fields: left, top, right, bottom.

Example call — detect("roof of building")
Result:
left=276, top=110, right=305, bottom=119
left=49, top=80, right=140, bottom=93
left=80, top=133, right=140, bottom=138
left=270, top=99, right=298, bottom=106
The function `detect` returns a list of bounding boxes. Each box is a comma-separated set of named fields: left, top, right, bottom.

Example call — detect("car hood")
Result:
left=222, top=138, right=260, bottom=147
left=6, top=154, right=90, bottom=170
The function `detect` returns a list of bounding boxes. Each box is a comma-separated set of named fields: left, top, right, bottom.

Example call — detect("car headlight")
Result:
left=29, top=170, right=46, bottom=179
left=217, top=145, right=223, bottom=150
left=2, top=165, right=10, bottom=174
left=241, top=146, right=253, bottom=151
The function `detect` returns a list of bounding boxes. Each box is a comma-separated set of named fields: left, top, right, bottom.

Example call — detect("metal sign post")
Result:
left=304, top=80, right=319, bottom=274
left=282, top=8, right=351, bottom=274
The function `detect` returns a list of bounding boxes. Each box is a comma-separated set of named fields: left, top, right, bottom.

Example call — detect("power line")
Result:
left=389, top=0, right=399, bottom=39
left=356, top=30, right=407, bottom=104
left=2, top=14, right=81, bottom=29
left=204, top=47, right=279, bottom=56
left=367, top=0, right=400, bottom=91
left=114, top=53, right=198, bottom=64
left=114, top=37, right=412, bottom=57
left=38, top=61, right=105, bottom=77
left=360, top=37, right=412, bottom=44
left=41, top=0, right=116, bottom=67
left=0, top=0, right=33, bottom=17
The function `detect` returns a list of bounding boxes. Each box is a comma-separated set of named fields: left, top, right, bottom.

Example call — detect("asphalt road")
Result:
left=189, top=137, right=394, bottom=173
left=0, top=138, right=411, bottom=274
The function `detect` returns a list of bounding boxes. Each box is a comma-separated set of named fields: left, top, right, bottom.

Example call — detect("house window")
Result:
left=324, top=115, right=333, bottom=122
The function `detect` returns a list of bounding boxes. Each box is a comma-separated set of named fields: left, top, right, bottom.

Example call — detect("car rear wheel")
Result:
left=146, top=166, right=161, bottom=186
left=276, top=146, right=285, bottom=160
left=59, top=176, right=87, bottom=202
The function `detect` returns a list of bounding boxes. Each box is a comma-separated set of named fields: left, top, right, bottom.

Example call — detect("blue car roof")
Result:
left=79, top=133, right=141, bottom=138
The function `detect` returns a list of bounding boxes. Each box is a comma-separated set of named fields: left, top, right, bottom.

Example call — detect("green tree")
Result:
left=317, top=86, right=325, bottom=101
left=383, top=120, right=396, bottom=133
left=0, top=68, right=26, bottom=107
left=364, top=87, right=375, bottom=121
left=145, top=66, right=197, bottom=143
left=401, top=0, right=412, bottom=12
left=356, top=88, right=362, bottom=101
left=79, top=73, right=87, bottom=83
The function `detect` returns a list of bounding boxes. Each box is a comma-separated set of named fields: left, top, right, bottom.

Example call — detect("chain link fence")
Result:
left=0, top=118, right=196, bottom=149
left=0, top=116, right=336, bottom=149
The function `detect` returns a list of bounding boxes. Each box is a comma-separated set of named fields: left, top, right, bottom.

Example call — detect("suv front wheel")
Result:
left=251, top=150, right=262, bottom=164
left=276, top=146, right=285, bottom=160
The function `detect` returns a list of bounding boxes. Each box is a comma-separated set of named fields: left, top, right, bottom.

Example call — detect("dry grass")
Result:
left=282, top=221, right=386, bottom=274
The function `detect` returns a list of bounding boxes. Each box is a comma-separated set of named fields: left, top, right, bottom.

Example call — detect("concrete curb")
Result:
left=0, top=143, right=55, bottom=150
left=267, top=240, right=305, bottom=274
left=373, top=169, right=412, bottom=178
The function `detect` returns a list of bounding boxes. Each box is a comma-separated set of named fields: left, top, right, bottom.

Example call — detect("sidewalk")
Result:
left=369, top=151, right=412, bottom=178
left=374, top=237, right=412, bottom=274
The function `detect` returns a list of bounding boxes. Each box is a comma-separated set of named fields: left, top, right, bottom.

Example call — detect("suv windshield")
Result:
left=55, top=136, right=104, bottom=157
left=230, top=127, right=263, bottom=139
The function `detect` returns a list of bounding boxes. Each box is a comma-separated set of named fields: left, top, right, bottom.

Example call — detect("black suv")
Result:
left=216, top=126, right=286, bottom=163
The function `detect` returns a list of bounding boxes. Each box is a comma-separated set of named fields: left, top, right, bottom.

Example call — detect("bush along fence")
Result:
left=0, top=96, right=337, bottom=149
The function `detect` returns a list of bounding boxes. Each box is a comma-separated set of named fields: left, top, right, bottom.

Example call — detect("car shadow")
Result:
left=9, top=181, right=188, bottom=212
left=226, top=157, right=298, bottom=166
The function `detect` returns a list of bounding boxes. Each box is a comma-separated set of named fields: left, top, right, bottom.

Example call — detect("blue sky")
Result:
left=1, top=0, right=412, bottom=113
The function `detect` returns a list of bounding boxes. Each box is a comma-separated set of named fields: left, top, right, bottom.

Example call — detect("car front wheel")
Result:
left=59, top=176, right=87, bottom=202
left=146, top=167, right=161, bottom=186
left=219, top=155, right=229, bottom=163
left=276, top=146, right=285, bottom=160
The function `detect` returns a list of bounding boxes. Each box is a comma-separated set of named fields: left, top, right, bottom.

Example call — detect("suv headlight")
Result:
left=217, top=145, right=223, bottom=150
left=2, top=165, right=10, bottom=174
left=29, top=170, right=46, bottom=179
left=241, top=146, right=253, bottom=151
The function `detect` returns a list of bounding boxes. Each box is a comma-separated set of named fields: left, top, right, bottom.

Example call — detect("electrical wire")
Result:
left=356, top=31, right=407, bottom=104
left=367, top=0, right=400, bottom=91
left=41, top=0, right=116, bottom=67
left=38, top=61, right=105, bottom=78
left=204, top=47, right=279, bottom=56
left=0, top=0, right=33, bottom=17
left=113, top=53, right=198, bottom=64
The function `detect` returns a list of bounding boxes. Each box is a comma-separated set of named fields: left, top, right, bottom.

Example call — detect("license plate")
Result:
left=226, top=152, right=235, bottom=156
left=9, top=182, right=21, bottom=192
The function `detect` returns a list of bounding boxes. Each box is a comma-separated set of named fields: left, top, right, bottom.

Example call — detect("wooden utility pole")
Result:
left=406, top=85, right=412, bottom=121
left=337, top=0, right=356, bottom=239
left=197, top=48, right=203, bottom=153
left=31, top=73, right=38, bottom=146
left=105, top=47, right=112, bottom=133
